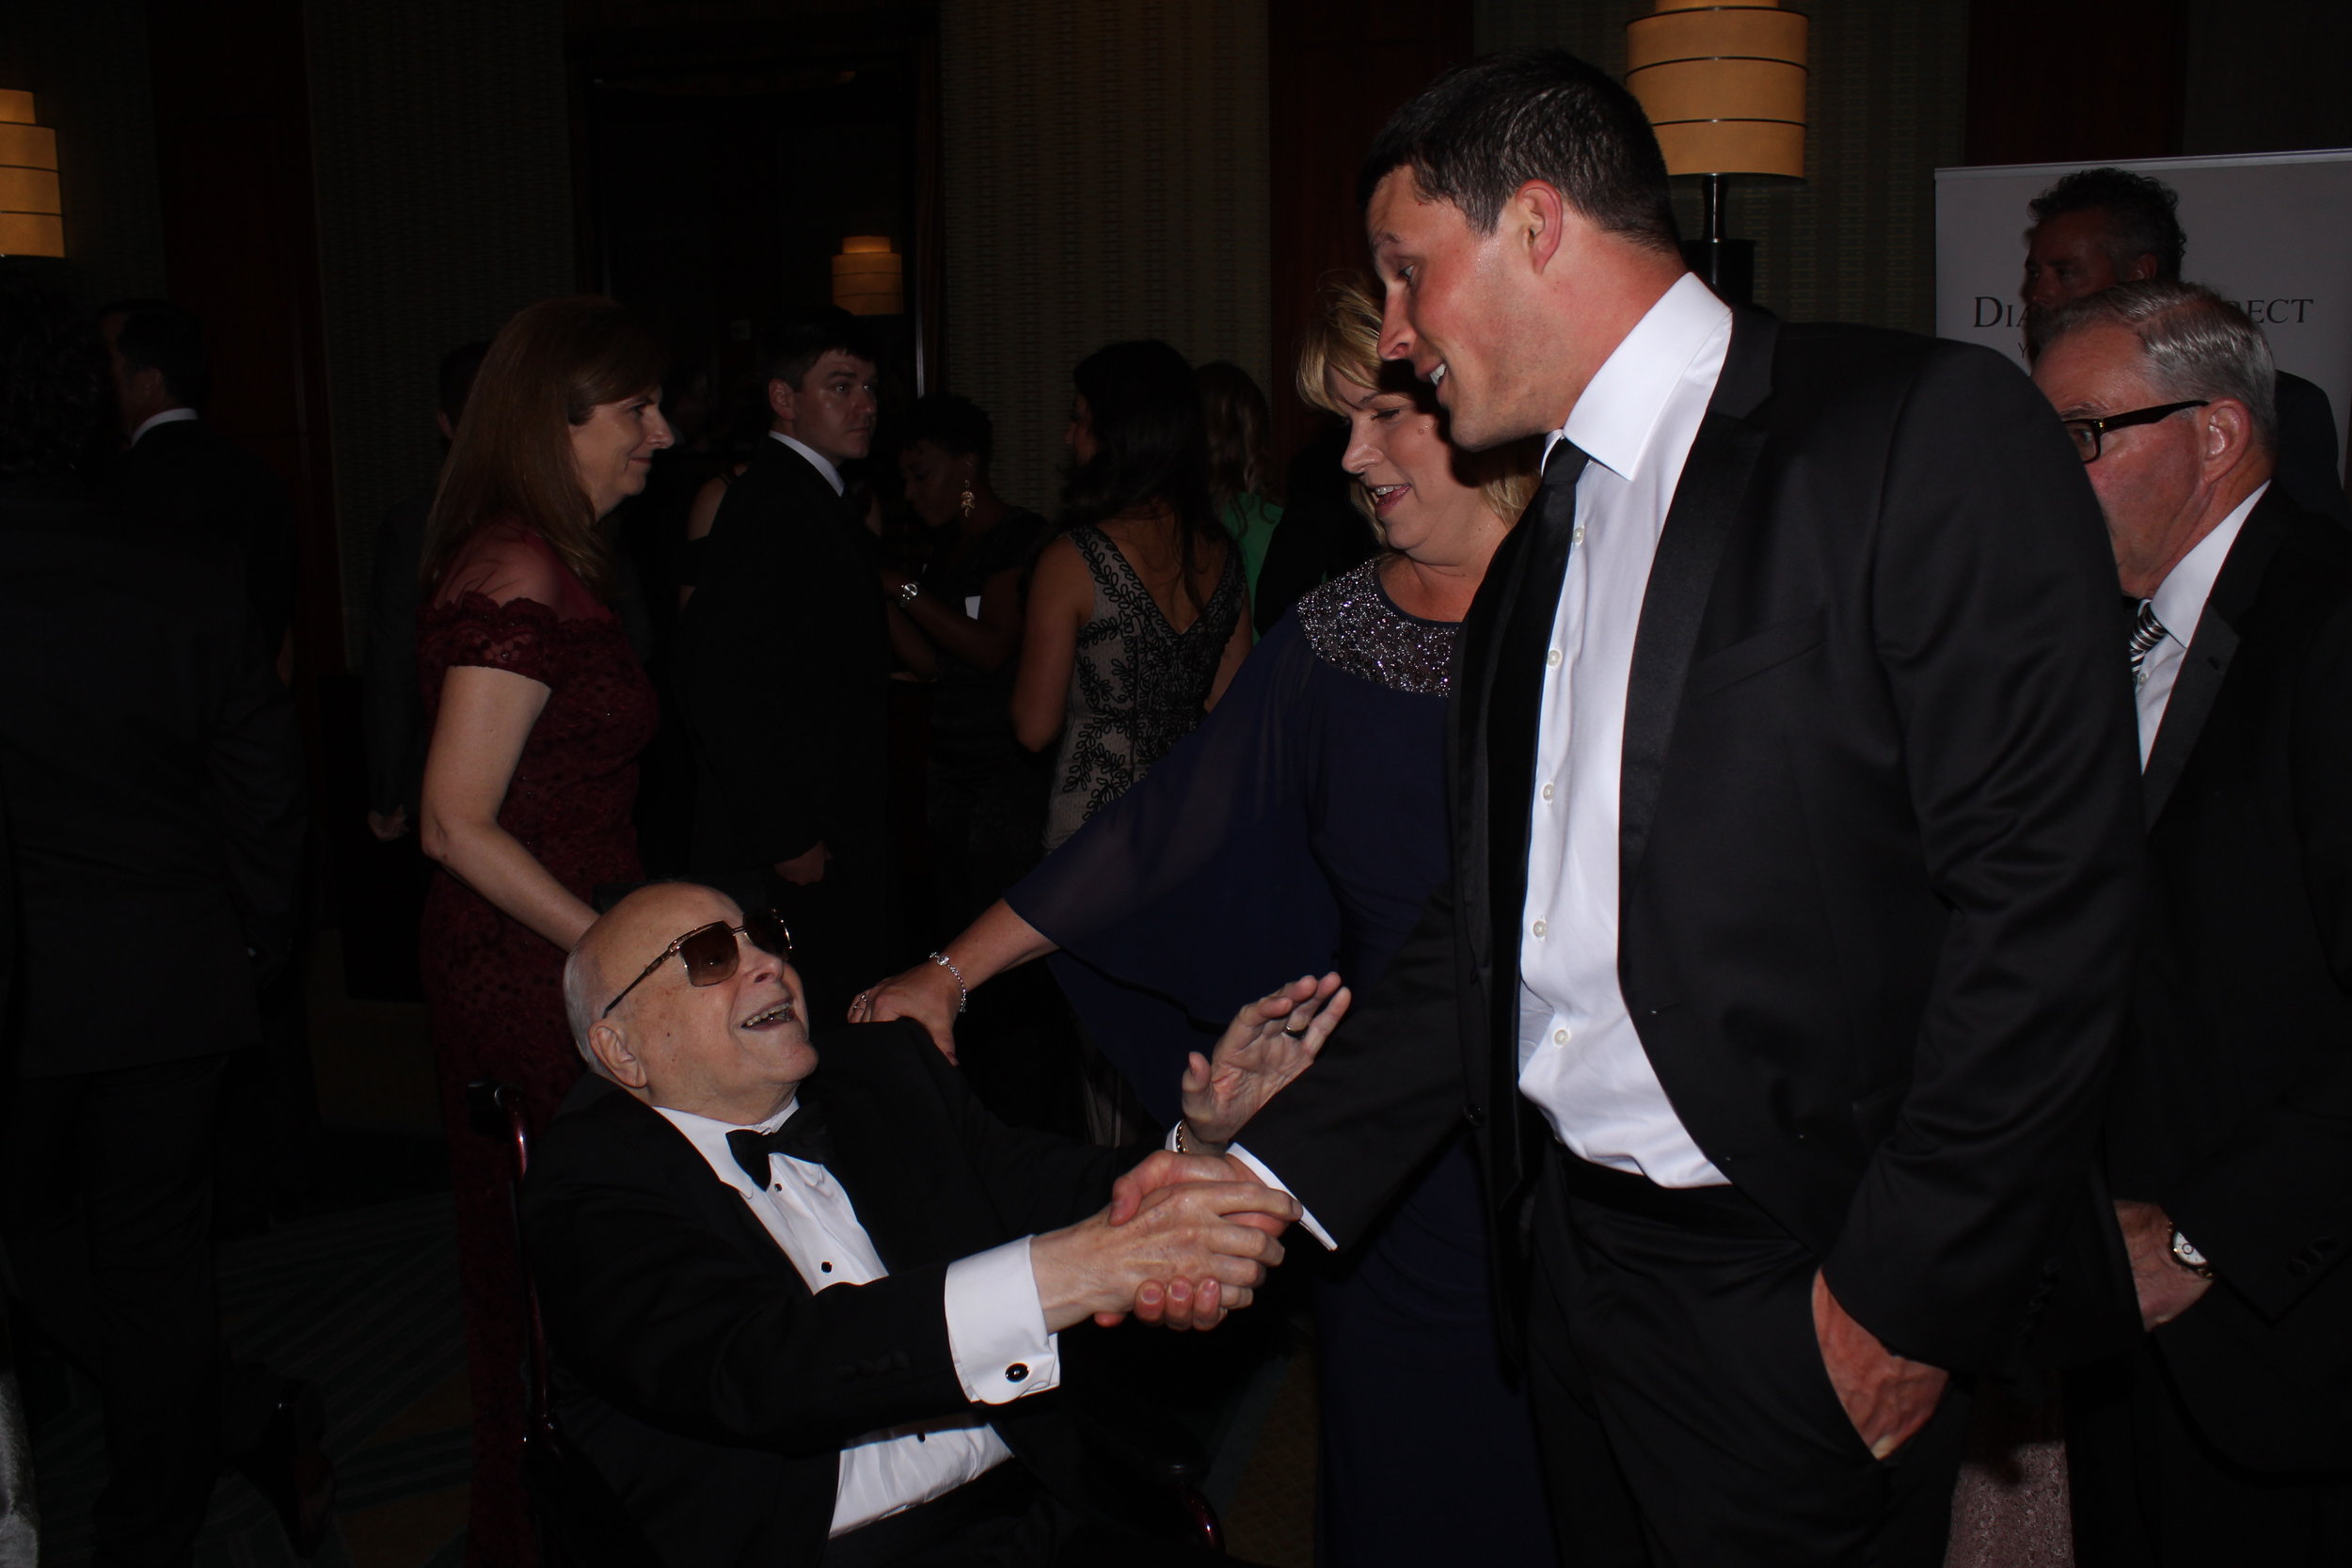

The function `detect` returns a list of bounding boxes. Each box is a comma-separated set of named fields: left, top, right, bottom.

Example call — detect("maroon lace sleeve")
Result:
left=419, top=592, right=581, bottom=689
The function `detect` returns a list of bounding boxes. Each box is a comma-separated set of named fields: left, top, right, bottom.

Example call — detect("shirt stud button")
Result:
left=1532, top=919, right=1548, bottom=938
left=1540, top=783, right=1554, bottom=801
left=1546, top=648, right=1562, bottom=667
left=1553, top=1027, right=1568, bottom=1045
left=1572, top=526, right=1585, bottom=545
left=1005, top=1363, right=1029, bottom=1383
left=820, top=1261, right=833, bottom=1273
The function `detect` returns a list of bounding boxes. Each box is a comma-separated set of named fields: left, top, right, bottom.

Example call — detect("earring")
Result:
left=959, top=482, right=977, bottom=519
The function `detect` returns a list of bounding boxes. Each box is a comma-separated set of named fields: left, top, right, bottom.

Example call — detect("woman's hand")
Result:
left=850, top=959, right=967, bottom=1061
left=1179, top=973, right=1349, bottom=1149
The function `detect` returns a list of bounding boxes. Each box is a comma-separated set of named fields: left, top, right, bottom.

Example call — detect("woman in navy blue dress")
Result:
left=854, top=276, right=1547, bottom=1565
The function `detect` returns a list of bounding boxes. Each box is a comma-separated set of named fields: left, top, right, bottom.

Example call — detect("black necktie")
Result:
left=727, top=1101, right=832, bottom=1185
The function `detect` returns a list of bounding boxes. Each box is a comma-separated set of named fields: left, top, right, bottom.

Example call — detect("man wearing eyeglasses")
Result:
left=2032, top=281, right=2352, bottom=1562
left=520, top=881, right=1332, bottom=1565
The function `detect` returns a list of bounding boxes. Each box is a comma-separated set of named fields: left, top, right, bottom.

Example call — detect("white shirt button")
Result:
left=1547, top=648, right=1562, bottom=667
left=1572, top=526, right=1585, bottom=546
left=1540, top=783, right=1555, bottom=802
left=1532, top=919, right=1549, bottom=938
left=1553, top=1027, right=1569, bottom=1045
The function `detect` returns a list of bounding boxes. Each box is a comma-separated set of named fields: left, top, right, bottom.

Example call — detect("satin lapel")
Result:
left=798, top=1081, right=945, bottom=1275
left=2142, top=493, right=2287, bottom=830
left=1618, top=309, right=1777, bottom=886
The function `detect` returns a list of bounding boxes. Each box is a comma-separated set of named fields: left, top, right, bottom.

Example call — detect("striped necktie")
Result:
left=2127, top=599, right=2167, bottom=687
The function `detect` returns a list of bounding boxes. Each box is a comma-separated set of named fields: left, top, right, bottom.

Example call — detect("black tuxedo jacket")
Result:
left=2108, top=485, right=2352, bottom=1470
left=672, top=437, right=889, bottom=872
left=1240, top=308, right=2146, bottom=1375
left=520, top=1021, right=1149, bottom=1566
left=105, top=417, right=297, bottom=661
left=0, top=479, right=306, bottom=1075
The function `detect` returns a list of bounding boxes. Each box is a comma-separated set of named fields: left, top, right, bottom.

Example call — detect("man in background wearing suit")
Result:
left=0, top=276, right=324, bottom=1564
left=523, top=881, right=1327, bottom=1565
left=100, top=300, right=300, bottom=673
left=1120, top=49, right=2144, bottom=1565
left=2033, top=282, right=2352, bottom=1564
left=674, top=308, right=888, bottom=1020
left=2018, top=166, right=2350, bottom=529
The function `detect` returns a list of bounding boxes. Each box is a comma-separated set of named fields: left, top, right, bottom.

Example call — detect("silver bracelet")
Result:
left=929, top=950, right=968, bottom=1014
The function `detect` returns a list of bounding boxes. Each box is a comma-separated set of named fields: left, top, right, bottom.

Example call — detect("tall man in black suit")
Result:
left=2019, top=166, right=2350, bottom=529
left=100, top=300, right=300, bottom=672
left=522, top=881, right=1329, bottom=1565
left=2031, top=282, right=2352, bottom=1563
left=1114, top=50, right=2145, bottom=1565
left=674, top=308, right=889, bottom=1019
left=0, top=277, right=321, bottom=1564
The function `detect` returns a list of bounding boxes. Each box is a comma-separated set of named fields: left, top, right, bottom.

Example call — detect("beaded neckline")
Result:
left=1293, top=560, right=1460, bottom=695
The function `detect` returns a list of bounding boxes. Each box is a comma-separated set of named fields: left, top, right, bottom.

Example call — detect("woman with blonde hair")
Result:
left=415, top=293, right=670, bottom=1566
left=854, top=273, right=1551, bottom=1564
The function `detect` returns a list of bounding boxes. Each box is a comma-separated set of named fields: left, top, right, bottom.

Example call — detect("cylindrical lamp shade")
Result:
left=832, top=236, right=904, bottom=316
left=0, top=93, right=62, bottom=258
left=1627, top=3, right=1808, bottom=179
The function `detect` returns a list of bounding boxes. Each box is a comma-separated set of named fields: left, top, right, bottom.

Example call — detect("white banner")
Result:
left=1935, top=150, right=2352, bottom=479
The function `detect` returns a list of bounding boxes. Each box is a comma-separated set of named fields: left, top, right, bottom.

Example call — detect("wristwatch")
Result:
left=896, top=579, right=922, bottom=607
left=2169, top=1227, right=2216, bottom=1280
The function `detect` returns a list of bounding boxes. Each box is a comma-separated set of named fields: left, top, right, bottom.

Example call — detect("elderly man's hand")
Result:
left=1029, top=1179, right=1297, bottom=1334
left=2115, top=1199, right=2214, bottom=1331
left=1180, top=973, right=1348, bottom=1148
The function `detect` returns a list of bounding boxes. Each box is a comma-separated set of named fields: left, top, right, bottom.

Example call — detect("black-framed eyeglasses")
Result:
left=599, top=912, right=793, bottom=1020
left=2061, top=400, right=2208, bottom=464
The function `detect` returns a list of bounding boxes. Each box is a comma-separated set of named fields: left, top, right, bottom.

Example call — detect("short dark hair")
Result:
left=1359, top=47, right=1680, bottom=254
left=102, top=299, right=211, bottom=408
left=0, top=270, right=108, bottom=479
left=759, top=306, right=875, bottom=392
left=2027, top=167, right=2186, bottom=279
left=437, top=340, right=490, bottom=425
left=901, top=393, right=993, bottom=470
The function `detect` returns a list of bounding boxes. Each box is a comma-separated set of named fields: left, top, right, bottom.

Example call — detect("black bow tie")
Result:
left=727, top=1102, right=832, bottom=1184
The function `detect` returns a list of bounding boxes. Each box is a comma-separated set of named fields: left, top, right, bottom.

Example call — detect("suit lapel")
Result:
left=2142, top=491, right=2287, bottom=830
left=1617, top=309, right=1777, bottom=885
left=797, top=1079, right=946, bottom=1275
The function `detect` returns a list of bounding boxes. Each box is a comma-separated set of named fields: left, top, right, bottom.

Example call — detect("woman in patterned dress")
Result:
left=1010, top=338, right=1252, bottom=851
left=855, top=277, right=1551, bottom=1565
left=414, top=295, right=669, bottom=1566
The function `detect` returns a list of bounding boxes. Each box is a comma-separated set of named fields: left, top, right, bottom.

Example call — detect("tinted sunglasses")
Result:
left=599, top=912, right=793, bottom=1020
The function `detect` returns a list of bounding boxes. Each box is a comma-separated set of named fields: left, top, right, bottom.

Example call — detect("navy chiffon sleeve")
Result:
left=1006, top=619, right=1343, bottom=1122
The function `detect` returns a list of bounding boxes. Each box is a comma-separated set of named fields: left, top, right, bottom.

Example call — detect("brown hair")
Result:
left=1295, top=272, right=1537, bottom=537
left=1197, top=360, right=1279, bottom=516
left=422, top=295, right=666, bottom=599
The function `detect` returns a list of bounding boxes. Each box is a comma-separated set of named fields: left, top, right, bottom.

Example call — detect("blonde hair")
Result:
left=1295, top=271, right=1537, bottom=537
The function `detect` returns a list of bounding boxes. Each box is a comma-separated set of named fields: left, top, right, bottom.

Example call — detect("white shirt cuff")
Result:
left=1226, top=1142, right=1336, bottom=1250
left=943, top=1238, right=1060, bottom=1405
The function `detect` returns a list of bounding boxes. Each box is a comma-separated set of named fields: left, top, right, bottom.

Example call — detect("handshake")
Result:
left=1026, top=974, right=1349, bottom=1334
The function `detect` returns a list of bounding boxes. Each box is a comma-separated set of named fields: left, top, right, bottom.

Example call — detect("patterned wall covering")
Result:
left=939, top=0, right=1273, bottom=518
left=0, top=0, right=167, bottom=308
left=305, top=0, right=578, bottom=664
left=1475, top=0, right=1967, bottom=337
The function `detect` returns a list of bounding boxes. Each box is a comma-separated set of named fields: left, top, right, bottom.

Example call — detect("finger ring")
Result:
left=1282, top=1022, right=1311, bottom=1037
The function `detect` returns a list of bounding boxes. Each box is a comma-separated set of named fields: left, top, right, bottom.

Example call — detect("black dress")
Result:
left=1005, top=561, right=1554, bottom=1566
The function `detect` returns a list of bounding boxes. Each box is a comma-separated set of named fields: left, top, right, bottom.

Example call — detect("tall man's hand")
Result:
left=1029, top=1180, right=1296, bottom=1334
left=2114, top=1198, right=2214, bottom=1330
left=1812, top=1272, right=1950, bottom=1460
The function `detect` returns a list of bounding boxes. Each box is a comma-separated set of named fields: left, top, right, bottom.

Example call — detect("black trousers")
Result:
left=2067, top=1339, right=2352, bottom=1566
left=1524, top=1149, right=1972, bottom=1567
left=819, top=1462, right=1261, bottom=1568
left=2, top=1054, right=232, bottom=1568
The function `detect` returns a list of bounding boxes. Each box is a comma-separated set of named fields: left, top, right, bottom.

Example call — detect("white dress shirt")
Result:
left=2134, top=482, right=2265, bottom=767
left=1518, top=271, right=1735, bottom=1188
left=771, top=430, right=845, bottom=496
left=131, top=406, right=199, bottom=446
left=654, top=1101, right=1058, bottom=1537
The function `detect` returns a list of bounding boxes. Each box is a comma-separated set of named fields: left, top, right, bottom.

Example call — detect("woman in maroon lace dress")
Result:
left=415, top=295, right=669, bottom=1565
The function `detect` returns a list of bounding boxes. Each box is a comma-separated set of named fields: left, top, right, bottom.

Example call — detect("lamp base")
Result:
left=1681, top=236, right=1754, bottom=306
